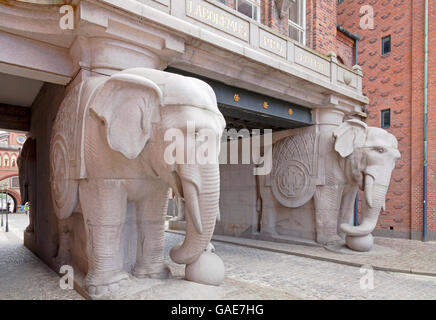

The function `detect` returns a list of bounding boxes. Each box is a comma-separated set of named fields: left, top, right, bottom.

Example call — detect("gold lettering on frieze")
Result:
left=296, top=52, right=328, bottom=76
left=259, top=29, right=286, bottom=58
left=187, top=0, right=249, bottom=41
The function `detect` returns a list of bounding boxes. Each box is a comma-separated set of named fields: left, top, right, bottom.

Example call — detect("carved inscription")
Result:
left=186, top=0, right=249, bottom=41
left=259, top=29, right=287, bottom=58
left=294, top=46, right=329, bottom=77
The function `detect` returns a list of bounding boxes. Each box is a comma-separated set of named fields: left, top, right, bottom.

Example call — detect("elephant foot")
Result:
left=317, top=233, right=343, bottom=246
left=345, top=234, right=374, bottom=252
left=185, top=251, right=225, bottom=286
left=53, top=251, right=71, bottom=271
left=260, top=227, right=278, bottom=237
left=132, top=263, right=172, bottom=279
left=86, top=270, right=130, bottom=299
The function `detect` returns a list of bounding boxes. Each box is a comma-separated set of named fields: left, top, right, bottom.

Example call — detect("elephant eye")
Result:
left=375, top=147, right=385, bottom=153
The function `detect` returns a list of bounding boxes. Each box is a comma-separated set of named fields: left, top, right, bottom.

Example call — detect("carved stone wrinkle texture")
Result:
left=49, top=68, right=227, bottom=298
left=260, top=119, right=400, bottom=252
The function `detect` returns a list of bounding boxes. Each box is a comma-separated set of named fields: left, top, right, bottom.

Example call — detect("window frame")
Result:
left=235, top=0, right=261, bottom=22
left=288, top=0, right=306, bottom=45
left=381, top=108, right=391, bottom=128
left=381, top=35, right=391, bottom=56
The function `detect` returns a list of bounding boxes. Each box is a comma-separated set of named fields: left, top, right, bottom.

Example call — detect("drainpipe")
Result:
left=423, top=0, right=429, bottom=242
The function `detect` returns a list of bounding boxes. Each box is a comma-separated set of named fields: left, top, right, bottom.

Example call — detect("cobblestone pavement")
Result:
left=1, top=214, right=436, bottom=300
left=165, top=233, right=436, bottom=300
left=184, top=231, right=436, bottom=276
left=0, top=214, right=83, bottom=300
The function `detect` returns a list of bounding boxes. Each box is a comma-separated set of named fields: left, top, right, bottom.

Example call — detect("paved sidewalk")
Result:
left=168, top=230, right=436, bottom=277
left=0, top=214, right=83, bottom=300
left=1, top=214, right=436, bottom=300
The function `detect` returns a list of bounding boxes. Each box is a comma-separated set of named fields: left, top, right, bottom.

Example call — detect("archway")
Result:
left=0, top=189, right=21, bottom=213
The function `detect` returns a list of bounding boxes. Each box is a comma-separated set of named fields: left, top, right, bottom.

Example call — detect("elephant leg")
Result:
left=79, top=179, right=129, bottom=297
left=54, top=218, right=72, bottom=269
left=338, top=186, right=358, bottom=238
left=260, top=188, right=278, bottom=236
left=314, top=185, right=344, bottom=245
left=133, top=183, right=171, bottom=279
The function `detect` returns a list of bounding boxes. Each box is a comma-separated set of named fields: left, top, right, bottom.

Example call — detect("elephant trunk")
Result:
left=340, top=173, right=389, bottom=237
left=170, top=164, right=220, bottom=265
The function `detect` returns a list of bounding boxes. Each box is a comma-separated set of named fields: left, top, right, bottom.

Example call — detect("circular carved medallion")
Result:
left=51, top=135, right=70, bottom=209
left=272, top=160, right=315, bottom=208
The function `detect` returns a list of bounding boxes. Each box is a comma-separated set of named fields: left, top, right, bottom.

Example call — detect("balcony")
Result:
left=0, top=0, right=368, bottom=111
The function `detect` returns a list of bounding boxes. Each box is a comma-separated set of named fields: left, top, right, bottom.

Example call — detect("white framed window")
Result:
left=235, top=0, right=260, bottom=22
left=11, top=176, right=20, bottom=189
left=288, top=0, right=306, bottom=44
left=3, top=154, right=9, bottom=167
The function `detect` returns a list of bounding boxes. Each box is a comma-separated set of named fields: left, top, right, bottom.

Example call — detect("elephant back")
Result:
left=50, top=77, right=106, bottom=219
left=271, top=125, right=324, bottom=208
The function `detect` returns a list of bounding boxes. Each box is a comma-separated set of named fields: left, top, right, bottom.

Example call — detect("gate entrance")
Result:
left=166, top=68, right=312, bottom=131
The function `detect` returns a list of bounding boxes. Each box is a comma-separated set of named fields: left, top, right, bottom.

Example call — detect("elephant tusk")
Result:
left=364, top=174, right=375, bottom=208
left=182, top=180, right=203, bottom=235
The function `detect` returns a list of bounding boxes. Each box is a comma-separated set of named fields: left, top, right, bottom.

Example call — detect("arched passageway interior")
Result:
left=0, top=192, right=17, bottom=213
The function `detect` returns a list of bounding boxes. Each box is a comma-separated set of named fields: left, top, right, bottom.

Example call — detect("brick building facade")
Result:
left=0, top=131, right=25, bottom=211
left=217, top=0, right=355, bottom=60
left=338, top=0, right=435, bottom=240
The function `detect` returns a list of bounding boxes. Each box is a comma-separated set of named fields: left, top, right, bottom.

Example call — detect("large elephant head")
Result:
left=88, top=68, right=226, bottom=266
left=333, top=119, right=401, bottom=238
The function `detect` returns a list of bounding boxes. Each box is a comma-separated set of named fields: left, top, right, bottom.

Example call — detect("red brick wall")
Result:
left=306, top=0, right=338, bottom=55
left=217, top=0, right=349, bottom=58
left=428, top=0, right=436, bottom=235
left=338, top=0, right=436, bottom=239
left=414, top=0, right=436, bottom=238
left=336, top=30, right=355, bottom=67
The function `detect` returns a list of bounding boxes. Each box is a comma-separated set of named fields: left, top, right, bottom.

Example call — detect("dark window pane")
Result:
left=381, top=109, right=391, bottom=128
left=289, top=0, right=301, bottom=25
left=238, top=0, right=253, bottom=19
left=382, top=36, right=391, bottom=55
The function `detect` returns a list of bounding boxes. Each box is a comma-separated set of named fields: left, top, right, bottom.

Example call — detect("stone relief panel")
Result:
left=271, top=125, right=322, bottom=208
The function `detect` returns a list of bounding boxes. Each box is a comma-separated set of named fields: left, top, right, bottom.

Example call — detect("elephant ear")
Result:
left=333, top=119, right=368, bottom=158
left=90, top=73, right=163, bottom=160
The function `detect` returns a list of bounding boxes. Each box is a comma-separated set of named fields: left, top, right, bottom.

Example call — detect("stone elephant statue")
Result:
left=261, top=119, right=400, bottom=251
left=49, top=68, right=226, bottom=298
left=17, top=137, right=36, bottom=233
